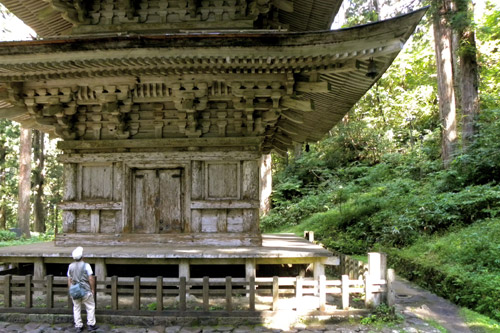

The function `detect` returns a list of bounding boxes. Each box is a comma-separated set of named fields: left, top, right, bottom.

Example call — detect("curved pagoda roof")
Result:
left=0, top=3, right=426, bottom=155
left=0, top=0, right=343, bottom=37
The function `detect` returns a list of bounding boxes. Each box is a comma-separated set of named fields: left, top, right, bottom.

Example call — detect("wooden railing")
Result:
left=0, top=273, right=388, bottom=315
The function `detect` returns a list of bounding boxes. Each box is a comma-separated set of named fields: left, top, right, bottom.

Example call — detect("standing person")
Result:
left=67, top=246, right=99, bottom=332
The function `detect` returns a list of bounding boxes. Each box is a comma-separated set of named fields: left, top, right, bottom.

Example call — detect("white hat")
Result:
left=72, top=246, right=83, bottom=260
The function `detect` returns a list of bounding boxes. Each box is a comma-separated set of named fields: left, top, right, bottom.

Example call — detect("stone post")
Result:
left=365, top=252, right=386, bottom=308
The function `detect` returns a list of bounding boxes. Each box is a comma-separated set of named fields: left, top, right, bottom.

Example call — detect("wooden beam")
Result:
left=281, top=97, right=314, bottom=112
left=295, top=81, right=330, bottom=93
left=0, top=107, right=27, bottom=119
left=280, top=110, right=303, bottom=124
left=58, top=201, right=122, bottom=210
left=58, top=151, right=262, bottom=163
left=191, top=200, right=259, bottom=210
left=272, top=0, right=294, bottom=12
left=57, top=137, right=263, bottom=150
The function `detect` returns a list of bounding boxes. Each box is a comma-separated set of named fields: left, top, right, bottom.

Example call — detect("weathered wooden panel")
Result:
left=227, top=209, right=244, bottom=233
left=132, top=169, right=158, bottom=233
left=100, top=210, right=117, bottom=234
left=191, top=209, right=202, bottom=233
left=63, top=164, right=77, bottom=201
left=190, top=200, right=259, bottom=209
left=81, top=164, right=113, bottom=200
left=59, top=201, right=122, bottom=210
left=59, top=151, right=262, bottom=164
left=158, top=169, right=182, bottom=233
left=191, top=160, right=203, bottom=200
left=206, top=162, right=239, bottom=199
left=90, top=210, right=100, bottom=233
left=217, top=209, right=227, bottom=232
left=62, top=211, right=76, bottom=233
left=242, top=160, right=259, bottom=200
left=76, top=211, right=91, bottom=233
left=113, top=162, right=123, bottom=201
left=243, top=209, right=258, bottom=232
left=131, top=168, right=183, bottom=234
left=200, top=210, right=218, bottom=233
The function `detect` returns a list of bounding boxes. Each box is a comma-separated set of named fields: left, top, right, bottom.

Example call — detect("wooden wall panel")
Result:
left=132, top=169, right=158, bottom=233
left=158, top=169, right=182, bottom=233
left=206, top=162, right=239, bottom=199
left=242, top=160, right=259, bottom=200
left=113, top=162, right=123, bottom=201
left=76, top=211, right=90, bottom=233
left=100, top=210, right=117, bottom=234
left=201, top=210, right=218, bottom=233
left=63, top=163, right=77, bottom=201
left=191, top=160, right=203, bottom=200
left=191, top=209, right=202, bottom=232
left=81, top=164, right=113, bottom=200
left=227, top=209, right=244, bottom=232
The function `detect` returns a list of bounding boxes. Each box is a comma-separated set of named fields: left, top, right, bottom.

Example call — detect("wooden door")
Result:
left=132, top=169, right=183, bottom=234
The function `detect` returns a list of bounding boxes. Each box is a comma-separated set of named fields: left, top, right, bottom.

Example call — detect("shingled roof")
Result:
left=0, top=8, right=427, bottom=154
left=0, top=0, right=343, bottom=37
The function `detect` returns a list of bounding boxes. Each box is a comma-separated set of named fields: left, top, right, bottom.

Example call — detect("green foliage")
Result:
left=0, top=230, right=17, bottom=241
left=460, top=308, right=500, bottom=332
left=263, top=3, right=500, bottom=322
left=388, top=218, right=500, bottom=321
left=360, top=304, right=404, bottom=325
left=0, top=232, right=54, bottom=247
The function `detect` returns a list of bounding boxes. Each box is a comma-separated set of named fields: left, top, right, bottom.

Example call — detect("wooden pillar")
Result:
left=245, top=259, right=255, bottom=280
left=387, top=268, right=396, bottom=307
left=179, top=260, right=190, bottom=279
left=245, top=259, right=255, bottom=297
left=179, top=260, right=190, bottom=296
left=313, top=259, right=325, bottom=280
left=34, top=258, right=46, bottom=298
left=365, top=252, right=386, bottom=308
left=62, top=163, right=77, bottom=233
left=94, top=259, right=106, bottom=281
left=259, top=154, right=272, bottom=215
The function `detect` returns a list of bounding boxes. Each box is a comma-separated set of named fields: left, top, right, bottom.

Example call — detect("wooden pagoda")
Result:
left=0, top=0, right=425, bottom=281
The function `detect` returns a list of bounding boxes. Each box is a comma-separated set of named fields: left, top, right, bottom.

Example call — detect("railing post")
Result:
left=133, top=276, right=140, bottom=311
left=25, top=275, right=32, bottom=308
left=203, top=276, right=209, bottom=311
left=179, top=277, right=186, bottom=311
left=272, top=276, right=279, bottom=311
left=111, top=276, right=118, bottom=310
left=249, top=276, right=255, bottom=311
left=4, top=275, right=11, bottom=308
left=295, top=276, right=303, bottom=312
left=387, top=268, right=396, bottom=306
left=341, top=274, right=349, bottom=309
left=156, top=276, right=163, bottom=312
left=365, top=252, right=386, bottom=308
left=46, top=275, right=54, bottom=309
left=318, top=275, right=326, bottom=312
left=225, top=276, right=232, bottom=312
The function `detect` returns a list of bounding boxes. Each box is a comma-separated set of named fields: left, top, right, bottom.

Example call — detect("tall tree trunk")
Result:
left=33, top=130, right=45, bottom=233
left=17, top=127, right=32, bottom=238
left=432, top=0, right=458, bottom=168
left=453, top=0, right=480, bottom=150
left=0, top=139, right=6, bottom=230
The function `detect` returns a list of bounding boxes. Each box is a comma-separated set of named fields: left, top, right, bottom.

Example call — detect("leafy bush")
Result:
left=388, top=218, right=500, bottom=321
left=0, top=230, right=17, bottom=241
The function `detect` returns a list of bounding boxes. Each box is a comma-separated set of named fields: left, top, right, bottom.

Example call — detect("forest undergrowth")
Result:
left=261, top=107, right=500, bottom=322
left=260, top=5, right=500, bottom=322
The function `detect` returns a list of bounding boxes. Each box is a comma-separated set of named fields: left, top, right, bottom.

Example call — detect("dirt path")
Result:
left=394, top=276, right=471, bottom=332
